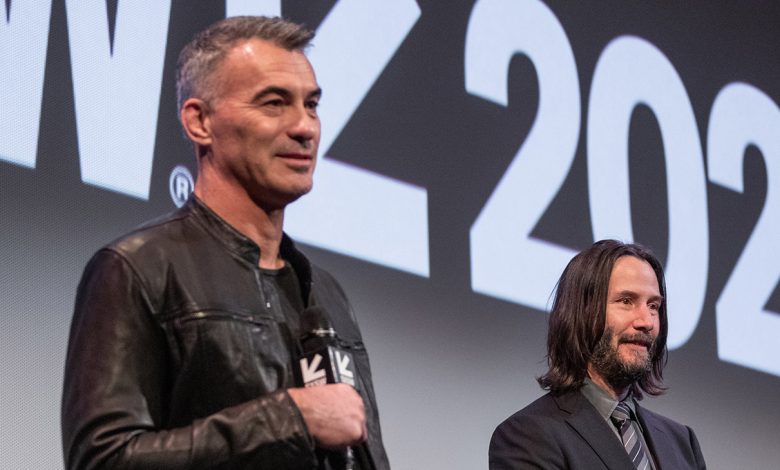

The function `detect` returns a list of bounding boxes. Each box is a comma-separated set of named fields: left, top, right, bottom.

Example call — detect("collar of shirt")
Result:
left=580, top=378, right=645, bottom=437
left=581, top=377, right=622, bottom=422
left=580, top=379, right=657, bottom=469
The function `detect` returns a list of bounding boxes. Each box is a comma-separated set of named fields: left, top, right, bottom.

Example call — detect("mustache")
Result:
left=618, top=332, right=656, bottom=349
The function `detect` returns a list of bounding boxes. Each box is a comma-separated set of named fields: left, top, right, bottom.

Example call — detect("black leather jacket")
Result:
left=61, top=196, right=389, bottom=469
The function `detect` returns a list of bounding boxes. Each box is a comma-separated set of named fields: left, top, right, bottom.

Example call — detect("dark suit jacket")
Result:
left=489, top=390, right=706, bottom=469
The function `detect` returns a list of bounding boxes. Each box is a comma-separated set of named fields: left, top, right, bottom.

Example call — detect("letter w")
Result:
left=65, top=0, right=171, bottom=199
left=0, top=1, right=52, bottom=168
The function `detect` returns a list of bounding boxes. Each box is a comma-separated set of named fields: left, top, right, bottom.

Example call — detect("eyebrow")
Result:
left=613, top=290, right=664, bottom=303
left=308, top=87, right=323, bottom=100
left=252, top=86, right=322, bottom=103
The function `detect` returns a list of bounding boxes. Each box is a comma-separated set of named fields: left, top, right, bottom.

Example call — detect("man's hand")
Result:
left=287, top=384, right=367, bottom=449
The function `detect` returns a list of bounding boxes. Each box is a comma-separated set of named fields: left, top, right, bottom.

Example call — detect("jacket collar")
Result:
left=185, top=195, right=259, bottom=263
left=184, top=195, right=313, bottom=297
left=553, top=390, right=637, bottom=470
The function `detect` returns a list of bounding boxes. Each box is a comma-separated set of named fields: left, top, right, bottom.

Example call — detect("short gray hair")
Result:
left=176, top=16, right=314, bottom=112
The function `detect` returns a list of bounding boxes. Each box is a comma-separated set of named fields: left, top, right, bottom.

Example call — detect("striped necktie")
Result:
left=611, top=401, right=652, bottom=470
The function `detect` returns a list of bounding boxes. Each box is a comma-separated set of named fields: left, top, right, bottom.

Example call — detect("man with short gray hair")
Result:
left=62, top=16, right=389, bottom=469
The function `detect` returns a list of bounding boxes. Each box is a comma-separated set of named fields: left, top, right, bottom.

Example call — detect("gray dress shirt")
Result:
left=580, top=378, right=658, bottom=470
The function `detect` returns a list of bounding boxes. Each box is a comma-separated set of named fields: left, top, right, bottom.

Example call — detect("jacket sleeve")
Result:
left=61, top=249, right=317, bottom=470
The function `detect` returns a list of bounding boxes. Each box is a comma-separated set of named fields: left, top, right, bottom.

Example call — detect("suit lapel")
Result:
left=636, top=402, right=676, bottom=469
left=555, top=391, right=636, bottom=470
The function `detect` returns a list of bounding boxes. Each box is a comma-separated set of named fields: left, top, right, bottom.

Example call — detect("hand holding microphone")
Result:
left=287, top=307, right=368, bottom=459
left=287, top=384, right=366, bottom=449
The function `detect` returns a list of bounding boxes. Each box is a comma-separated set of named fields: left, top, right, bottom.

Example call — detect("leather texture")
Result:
left=61, top=196, right=389, bottom=470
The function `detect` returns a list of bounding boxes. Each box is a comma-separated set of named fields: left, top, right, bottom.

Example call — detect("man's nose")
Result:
left=287, top=105, right=319, bottom=145
left=632, top=304, right=656, bottom=331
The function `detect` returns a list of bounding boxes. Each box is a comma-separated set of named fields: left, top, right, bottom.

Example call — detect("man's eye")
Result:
left=264, top=99, right=283, bottom=107
left=306, top=100, right=319, bottom=110
left=619, top=298, right=631, bottom=305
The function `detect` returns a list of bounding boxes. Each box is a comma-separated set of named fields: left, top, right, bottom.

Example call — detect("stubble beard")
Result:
left=590, top=327, right=655, bottom=392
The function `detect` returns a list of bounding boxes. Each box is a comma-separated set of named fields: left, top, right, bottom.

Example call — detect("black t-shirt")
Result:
left=261, top=261, right=305, bottom=338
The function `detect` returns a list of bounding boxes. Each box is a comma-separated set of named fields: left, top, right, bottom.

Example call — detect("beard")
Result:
left=590, top=327, right=655, bottom=392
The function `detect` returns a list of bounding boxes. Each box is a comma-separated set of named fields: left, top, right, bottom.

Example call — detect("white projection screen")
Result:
left=2, top=1, right=780, bottom=468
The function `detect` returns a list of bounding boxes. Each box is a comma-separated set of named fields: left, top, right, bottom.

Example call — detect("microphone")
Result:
left=296, top=306, right=357, bottom=389
left=295, top=307, right=362, bottom=470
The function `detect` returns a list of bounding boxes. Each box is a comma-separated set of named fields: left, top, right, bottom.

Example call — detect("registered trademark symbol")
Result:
left=169, top=165, right=194, bottom=207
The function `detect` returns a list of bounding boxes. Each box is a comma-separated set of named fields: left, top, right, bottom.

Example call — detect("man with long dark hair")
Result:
left=489, top=240, right=706, bottom=469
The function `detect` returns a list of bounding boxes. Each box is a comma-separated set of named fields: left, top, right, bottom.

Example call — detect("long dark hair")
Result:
left=537, top=239, right=668, bottom=398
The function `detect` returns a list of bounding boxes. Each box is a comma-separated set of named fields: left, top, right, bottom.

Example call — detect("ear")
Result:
left=180, top=98, right=212, bottom=147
